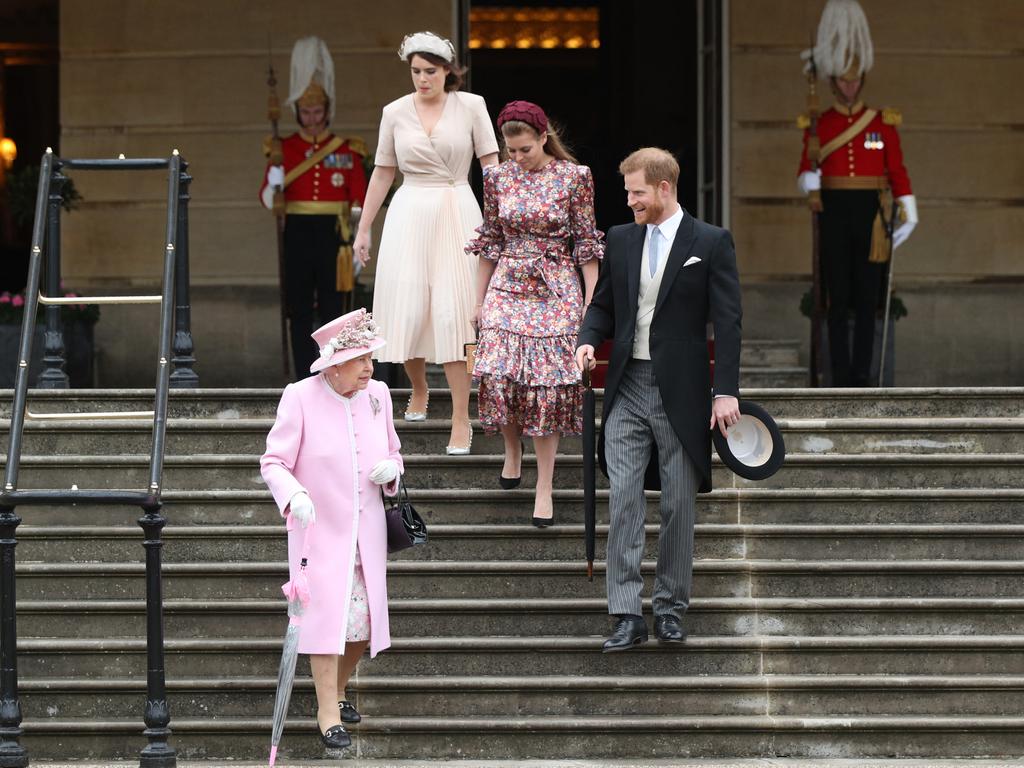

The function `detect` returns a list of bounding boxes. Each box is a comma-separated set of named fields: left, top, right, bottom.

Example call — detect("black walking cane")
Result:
left=581, top=366, right=597, bottom=581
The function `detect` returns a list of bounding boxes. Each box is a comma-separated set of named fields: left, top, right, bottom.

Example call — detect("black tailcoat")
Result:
left=578, top=211, right=743, bottom=493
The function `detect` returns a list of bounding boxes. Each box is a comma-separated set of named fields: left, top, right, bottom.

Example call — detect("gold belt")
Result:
left=285, top=200, right=348, bottom=215
left=821, top=176, right=887, bottom=191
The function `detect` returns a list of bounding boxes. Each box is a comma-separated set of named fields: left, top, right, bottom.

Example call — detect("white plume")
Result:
left=802, top=0, right=874, bottom=78
left=286, top=36, right=336, bottom=121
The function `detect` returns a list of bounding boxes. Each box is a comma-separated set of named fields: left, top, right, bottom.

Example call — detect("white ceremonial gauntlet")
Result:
left=797, top=169, right=821, bottom=195
left=892, top=194, right=918, bottom=249
left=369, top=459, right=400, bottom=485
left=288, top=491, right=316, bottom=528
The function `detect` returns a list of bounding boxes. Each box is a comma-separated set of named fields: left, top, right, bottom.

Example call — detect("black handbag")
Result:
left=383, top=478, right=427, bottom=553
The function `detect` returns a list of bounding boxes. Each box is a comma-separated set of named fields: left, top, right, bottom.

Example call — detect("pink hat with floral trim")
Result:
left=309, top=309, right=386, bottom=373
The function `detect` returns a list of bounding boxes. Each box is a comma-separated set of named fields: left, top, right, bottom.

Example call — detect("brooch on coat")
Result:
left=369, top=393, right=381, bottom=417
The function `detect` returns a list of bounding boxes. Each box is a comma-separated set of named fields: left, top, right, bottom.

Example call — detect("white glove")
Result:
left=288, top=491, right=316, bottom=528
left=261, top=165, right=286, bottom=210
left=797, top=169, right=821, bottom=195
left=892, top=194, right=918, bottom=249
left=369, top=459, right=400, bottom=485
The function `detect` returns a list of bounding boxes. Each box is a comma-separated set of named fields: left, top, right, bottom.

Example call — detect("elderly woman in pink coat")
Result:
left=261, top=309, right=403, bottom=750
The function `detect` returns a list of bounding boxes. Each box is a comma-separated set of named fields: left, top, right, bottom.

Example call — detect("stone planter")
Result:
left=0, top=321, right=96, bottom=388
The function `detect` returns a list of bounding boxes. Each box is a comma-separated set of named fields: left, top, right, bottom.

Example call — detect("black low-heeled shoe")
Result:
left=499, top=440, right=526, bottom=490
left=319, top=723, right=352, bottom=749
left=531, top=513, right=554, bottom=528
left=339, top=699, right=361, bottom=723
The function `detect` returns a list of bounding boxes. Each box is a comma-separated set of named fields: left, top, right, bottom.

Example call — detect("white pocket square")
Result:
left=683, top=256, right=702, bottom=267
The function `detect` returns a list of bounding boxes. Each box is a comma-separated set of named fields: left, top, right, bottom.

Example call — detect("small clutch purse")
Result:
left=464, top=342, right=477, bottom=375
left=383, top=478, right=428, bottom=554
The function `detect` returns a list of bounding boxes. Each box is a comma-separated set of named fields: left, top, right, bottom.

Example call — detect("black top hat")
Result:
left=712, top=400, right=785, bottom=481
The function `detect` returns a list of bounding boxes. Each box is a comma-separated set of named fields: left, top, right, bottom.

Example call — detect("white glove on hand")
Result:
left=261, top=166, right=286, bottom=210
left=892, top=194, right=918, bottom=249
left=288, top=491, right=316, bottom=528
left=369, top=459, right=400, bottom=485
left=797, top=169, right=821, bottom=195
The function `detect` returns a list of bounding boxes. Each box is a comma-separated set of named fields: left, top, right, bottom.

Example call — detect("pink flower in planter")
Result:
left=0, top=293, right=10, bottom=304
left=11, top=295, right=24, bottom=308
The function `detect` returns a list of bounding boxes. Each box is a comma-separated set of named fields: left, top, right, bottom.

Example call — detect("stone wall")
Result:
left=729, top=0, right=1024, bottom=384
left=59, top=0, right=454, bottom=386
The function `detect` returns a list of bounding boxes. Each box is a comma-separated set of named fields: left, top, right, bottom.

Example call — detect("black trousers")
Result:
left=282, top=214, right=343, bottom=379
left=820, top=190, right=883, bottom=386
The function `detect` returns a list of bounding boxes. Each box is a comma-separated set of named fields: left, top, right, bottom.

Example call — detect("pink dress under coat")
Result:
left=260, top=375, right=403, bottom=658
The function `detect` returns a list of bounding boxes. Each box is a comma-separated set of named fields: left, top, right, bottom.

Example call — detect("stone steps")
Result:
left=17, top=635, right=1024, bottom=678
left=12, top=596, right=1024, bottom=636
left=4, top=386, right=1024, bottom=419
left=5, top=416, right=1023, bottom=455
left=5, top=451, right=1024, bottom=490
left=16, top=522, right=1024, bottom=564
left=3, top=387, right=1023, bottom=761
left=17, top=713, right=1024, bottom=760
left=19, top=674, right=1024, bottom=718
left=9, top=487, right=1024, bottom=525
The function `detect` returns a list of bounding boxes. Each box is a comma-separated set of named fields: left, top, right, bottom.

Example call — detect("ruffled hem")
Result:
left=473, top=327, right=581, bottom=387
left=478, top=376, right=583, bottom=437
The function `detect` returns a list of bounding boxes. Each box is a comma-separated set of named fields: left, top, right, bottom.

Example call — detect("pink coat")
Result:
left=260, top=375, right=403, bottom=657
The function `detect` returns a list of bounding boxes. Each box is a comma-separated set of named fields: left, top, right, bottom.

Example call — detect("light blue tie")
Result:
left=649, top=226, right=662, bottom=277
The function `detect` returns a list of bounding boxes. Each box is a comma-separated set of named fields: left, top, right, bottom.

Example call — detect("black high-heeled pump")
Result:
left=499, top=439, right=525, bottom=490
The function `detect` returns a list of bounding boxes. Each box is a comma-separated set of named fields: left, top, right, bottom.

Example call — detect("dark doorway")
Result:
left=0, top=0, right=60, bottom=293
left=464, top=0, right=699, bottom=232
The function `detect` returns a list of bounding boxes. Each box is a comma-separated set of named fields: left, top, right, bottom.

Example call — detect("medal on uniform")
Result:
left=331, top=172, right=345, bottom=188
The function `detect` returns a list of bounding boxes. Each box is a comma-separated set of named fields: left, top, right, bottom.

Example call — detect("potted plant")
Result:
left=0, top=287, right=100, bottom=388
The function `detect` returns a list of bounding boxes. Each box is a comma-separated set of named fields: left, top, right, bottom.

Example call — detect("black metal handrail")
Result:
left=0, top=149, right=192, bottom=767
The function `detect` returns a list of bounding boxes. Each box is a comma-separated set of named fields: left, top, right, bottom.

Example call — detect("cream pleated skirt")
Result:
left=372, top=180, right=481, bottom=364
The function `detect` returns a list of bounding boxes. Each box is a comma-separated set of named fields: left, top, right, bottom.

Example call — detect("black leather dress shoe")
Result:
left=338, top=699, right=361, bottom=723
left=602, top=617, right=648, bottom=653
left=654, top=614, right=686, bottom=643
left=319, top=723, right=351, bottom=749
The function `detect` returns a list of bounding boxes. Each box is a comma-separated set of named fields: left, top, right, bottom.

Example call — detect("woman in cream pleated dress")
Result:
left=354, top=31, right=498, bottom=454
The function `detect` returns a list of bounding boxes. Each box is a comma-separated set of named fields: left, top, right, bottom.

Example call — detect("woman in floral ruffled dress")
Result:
left=467, top=100, right=603, bottom=526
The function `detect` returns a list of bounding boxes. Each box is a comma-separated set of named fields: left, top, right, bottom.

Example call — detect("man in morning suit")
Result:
left=576, top=147, right=742, bottom=652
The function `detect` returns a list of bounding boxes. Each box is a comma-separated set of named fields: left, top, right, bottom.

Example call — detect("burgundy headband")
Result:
left=496, top=100, right=548, bottom=135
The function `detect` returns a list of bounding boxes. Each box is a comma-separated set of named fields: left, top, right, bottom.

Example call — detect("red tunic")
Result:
left=799, top=104, right=912, bottom=197
left=260, top=131, right=367, bottom=208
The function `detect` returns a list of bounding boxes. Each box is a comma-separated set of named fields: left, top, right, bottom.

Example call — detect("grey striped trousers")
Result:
left=605, top=359, right=699, bottom=619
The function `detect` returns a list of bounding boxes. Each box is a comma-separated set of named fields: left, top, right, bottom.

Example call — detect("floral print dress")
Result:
left=466, top=159, right=604, bottom=436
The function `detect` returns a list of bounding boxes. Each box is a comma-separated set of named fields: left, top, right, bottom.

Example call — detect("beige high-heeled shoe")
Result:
left=445, top=420, right=473, bottom=455
left=404, top=391, right=429, bottom=422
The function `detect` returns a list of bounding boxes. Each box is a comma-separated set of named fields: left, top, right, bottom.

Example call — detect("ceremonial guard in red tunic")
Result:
left=797, top=0, right=917, bottom=386
left=261, top=36, right=368, bottom=378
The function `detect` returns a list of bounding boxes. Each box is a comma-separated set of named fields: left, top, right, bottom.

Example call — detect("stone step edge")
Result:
left=15, top=596, right=1024, bottom=615
left=28, top=487, right=1024, bottom=501
left=5, top=452, right=1024, bottom=466
left=20, top=522, right=1024, bottom=540
left=15, top=559, right=1024, bottom=575
left=3, top=385, right=1023, bottom=398
left=16, top=714, right=1024, bottom=734
left=16, top=635, right=1024, bottom=652
left=20, top=673, right=1024, bottom=692
left=6, top=416, right=1024, bottom=431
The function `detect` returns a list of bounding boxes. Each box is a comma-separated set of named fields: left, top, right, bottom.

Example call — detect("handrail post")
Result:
left=170, top=161, right=198, bottom=388
left=138, top=504, right=174, bottom=768
left=0, top=506, right=28, bottom=768
left=38, top=165, right=69, bottom=389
